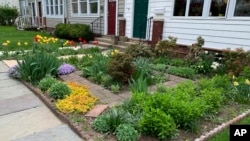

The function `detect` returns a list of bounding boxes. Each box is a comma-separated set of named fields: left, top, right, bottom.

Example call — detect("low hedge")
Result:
left=54, top=23, right=93, bottom=41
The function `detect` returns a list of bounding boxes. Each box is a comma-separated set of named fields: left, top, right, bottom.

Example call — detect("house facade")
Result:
left=123, top=0, right=250, bottom=50
left=19, top=0, right=124, bottom=36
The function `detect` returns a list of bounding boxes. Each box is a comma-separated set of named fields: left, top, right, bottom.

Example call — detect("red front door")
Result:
left=108, top=0, right=116, bottom=35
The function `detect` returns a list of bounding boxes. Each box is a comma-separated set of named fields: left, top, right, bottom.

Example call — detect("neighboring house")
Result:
left=18, top=0, right=124, bottom=36
left=124, top=0, right=250, bottom=51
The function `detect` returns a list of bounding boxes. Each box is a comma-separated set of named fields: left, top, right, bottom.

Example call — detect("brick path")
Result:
left=59, top=70, right=187, bottom=107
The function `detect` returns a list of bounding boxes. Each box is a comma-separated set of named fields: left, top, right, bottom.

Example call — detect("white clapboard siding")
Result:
left=124, top=0, right=133, bottom=38
left=148, top=0, right=250, bottom=50
left=46, top=18, right=63, bottom=28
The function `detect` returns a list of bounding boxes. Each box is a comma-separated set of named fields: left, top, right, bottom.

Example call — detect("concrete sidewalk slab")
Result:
left=0, top=62, right=9, bottom=72
left=0, top=106, right=63, bottom=141
left=0, top=72, right=10, bottom=80
left=14, top=125, right=83, bottom=141
left=0, top=79, right=22, bottom=88
left=0, top=94, right=42, bottom=116
left=0, top=84, right=33, bottom=100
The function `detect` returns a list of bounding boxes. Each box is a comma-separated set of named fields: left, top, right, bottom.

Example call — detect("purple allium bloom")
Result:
left=8, top=65, right=20, bottom=78
left=57, top=63, right=75, bottom=75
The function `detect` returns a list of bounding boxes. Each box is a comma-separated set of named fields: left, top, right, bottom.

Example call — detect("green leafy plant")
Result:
left=155, top=83, right=168, bottom=93
left=16, top=52, right=61, bottom=85
left=107, top=53, right=134, bottom=83
left=38, top=76, right=58, bottom=92
left=111, top=84, right=120, bottom=94
left=48, top=82, right=71, bottom=99
left=100, top=74, right=113, bottom=88
left=93, top=107, right=133, bottom=133
left=129, top=73, right=148, bottom=94
left=139, top=108, right=177, bottom=139
left=167, top=66, right=196, bottom=79
left=92, top=114, right=110, bottom=133
left=115, top=124, right=139, bottom=141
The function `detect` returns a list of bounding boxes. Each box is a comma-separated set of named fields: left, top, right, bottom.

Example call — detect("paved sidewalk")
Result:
left=0, top=61, right=83, bottom=141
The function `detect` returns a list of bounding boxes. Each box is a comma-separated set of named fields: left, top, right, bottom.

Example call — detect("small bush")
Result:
left=139, top=108, right=177, bottom=139
left=54, top=23, right=93, bottom=41
left=155, top=36, right=177, bottom=57
left=0, top=4, right=18, bottom=26
left=38, top=76, right=57, bottom=92
left=111, top=84, right=120, bottom=94
left=93, top=114, right=110, bottom=133
left=115, top=124, right=139, bottom=141
left=48, top=82, right=71, bottom=99
left=107, top=53, right=134, bottom=83
left=124, top=44, right=154, bottom=59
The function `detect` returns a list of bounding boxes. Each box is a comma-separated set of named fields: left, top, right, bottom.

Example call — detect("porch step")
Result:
left=113, top=45, right=127, bottom=51
left=95, top=37, right=114, bottom=44
left=117, top=41, right=137, bottom=47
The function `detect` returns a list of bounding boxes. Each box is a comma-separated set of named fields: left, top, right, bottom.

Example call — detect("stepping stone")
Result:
left=3, top=60, right=18, bottom=67
left=85, top=104, right=108, bottom=118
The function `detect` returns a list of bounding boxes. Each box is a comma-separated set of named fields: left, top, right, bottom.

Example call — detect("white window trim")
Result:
left=71, top=0, right=100, bottom=17
left=45, top=0, right=64, bottom=18
left=171, top=0, right=250, bottom=20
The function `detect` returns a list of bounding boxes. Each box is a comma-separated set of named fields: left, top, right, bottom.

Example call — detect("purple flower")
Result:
left=8, top=65, right=20, bottom=78
left=57, top=63, right=75, bottom=75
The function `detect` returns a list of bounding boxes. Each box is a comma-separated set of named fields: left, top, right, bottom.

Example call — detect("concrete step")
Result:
left=117, top=41, right=137, bottom=47
left=113, top=45, right=127, bottom=51
left=94, top=37, right=114, bottom=44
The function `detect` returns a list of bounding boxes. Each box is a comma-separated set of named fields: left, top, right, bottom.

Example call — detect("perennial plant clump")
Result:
left=56, top=82, right=97, bottom=113
left=57, top=63, right=76, bottom=75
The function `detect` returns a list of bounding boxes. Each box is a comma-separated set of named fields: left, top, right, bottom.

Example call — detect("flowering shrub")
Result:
left=56, top=82, right=97, bottom=113
left=57, top=63, right=76, bottom=75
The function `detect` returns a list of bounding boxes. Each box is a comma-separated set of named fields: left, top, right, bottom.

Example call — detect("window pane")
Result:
left=80, top=1, right=87, bottom=13
left=173, top=0, right=187, bottom=16
left=188, top=0, right=204, bottom=16
left=90, top=2, right=98, bottom=13
left=46, top=6, right=49, bottom=15
left=234, top=0, right=250, bottom=16
left=72, top=3, right=78, bottom=13
left=209, top=0, right=227, bottom=16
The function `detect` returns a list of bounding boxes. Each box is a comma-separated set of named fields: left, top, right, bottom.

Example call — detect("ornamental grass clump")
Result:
left=56, top=82, right=97, bottom=113
left=57, top=63, right=76, bottom=75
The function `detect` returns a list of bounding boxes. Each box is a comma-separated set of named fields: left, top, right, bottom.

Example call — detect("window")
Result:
left=209, top=0, right=228, bottom=17
left=234, top=0, right=250, bottom=16
left=46, top=0, right=63, bottom=16
left=71, top=0, right=99, bottom=15
left=189, top=0, right=204, bottom=16
left=173, top=0, right=187, bottom=16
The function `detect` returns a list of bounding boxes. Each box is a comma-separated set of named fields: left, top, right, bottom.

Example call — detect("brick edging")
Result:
left=194, top=109, right=250, bottom=141
left=21, top=81, right=88, bottom=140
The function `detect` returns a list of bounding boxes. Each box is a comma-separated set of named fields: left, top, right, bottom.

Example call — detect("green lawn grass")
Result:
left=0, top=26, right=58, bottom=51
left=209, top=115, right=250, bottom=141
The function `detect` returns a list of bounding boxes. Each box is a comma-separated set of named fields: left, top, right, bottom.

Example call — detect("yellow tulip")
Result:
left=6, top=40, right=10, bottom=43
left=24, top=42, right=28, bottom=46
left=245, top=79, right=250, bottom=85
left=2, top=42, right=7, bottom=46
left=17, top=42, right=21, bottom=46
left=233, top=81, right=239, bottom=86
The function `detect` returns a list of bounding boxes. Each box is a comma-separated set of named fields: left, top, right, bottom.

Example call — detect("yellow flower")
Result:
left=232, top=75, right=235, bottom=79
left=245, top=79, right=250, bottom=85
left=233, top=81, right=239, bottom=86
left=89, top=55, right=93, bottom=59
left=24, top=42, right=28, bottom=46
left=2, top=42, right=7, bottom=46
left=6, top=40, right=10, bottom=44
left=114, top=49, right=119, bottom=53
left=111, top=52, right=114, bottom=56
left=17, top=42, right=21, bottom=46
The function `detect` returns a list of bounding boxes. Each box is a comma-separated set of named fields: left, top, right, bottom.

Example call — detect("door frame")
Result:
left=104, top=0, right=118, bottom=35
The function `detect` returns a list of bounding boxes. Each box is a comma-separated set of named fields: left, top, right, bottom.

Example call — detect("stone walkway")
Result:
left=0, top=61, right=83, bottom=141
left=59, top=70, right=187, bottom=107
